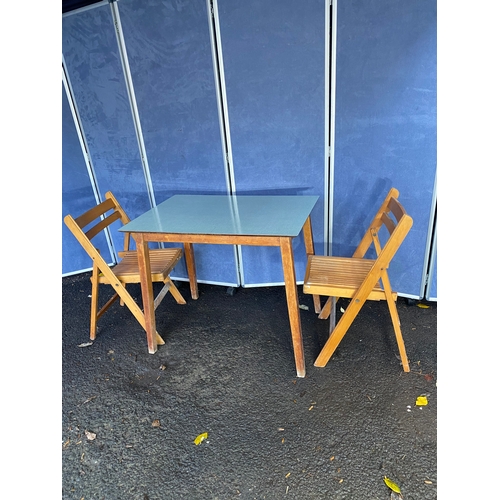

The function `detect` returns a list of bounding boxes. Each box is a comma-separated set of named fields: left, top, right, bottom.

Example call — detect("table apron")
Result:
left=131, top=233, right=294, bottom=246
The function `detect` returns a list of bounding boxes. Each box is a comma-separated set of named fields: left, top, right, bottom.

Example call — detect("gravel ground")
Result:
left=62, top=272, right=437, bottom=499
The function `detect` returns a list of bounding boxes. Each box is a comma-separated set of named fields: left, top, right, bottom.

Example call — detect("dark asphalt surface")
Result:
left=62, top=272, right=437, bottom=499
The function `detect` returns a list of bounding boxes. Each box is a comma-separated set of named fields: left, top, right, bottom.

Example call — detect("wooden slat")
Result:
left=86, top=211, right=121, bottom=240
left=388, top=196, right=405, bottom=221
left=303, top=255, right=390, bottom=301
left=102, top=248, right=183, bottom=284
left=74, top=197, right=115, bottom=229
left=305, top=256, right=380, bottom=288
left=380, top=212, right=396, bottom=235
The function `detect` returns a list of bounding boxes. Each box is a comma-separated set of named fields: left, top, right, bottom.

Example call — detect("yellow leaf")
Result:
left=384, top=476, right=401, bottom=494
left=417, top=303, right=430, bottom=309
left=416, top=395, right=428, bottom=406
left=194, top=432, right=208, bottom=445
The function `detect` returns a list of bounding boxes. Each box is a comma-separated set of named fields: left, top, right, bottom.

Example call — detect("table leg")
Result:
left=183, top=242, right=199, bottom=300
left=135, top=234, right=157, bottom=354
left=280, top=237, right=306, bottom=378
left=302, top=216, right=321, bottom=314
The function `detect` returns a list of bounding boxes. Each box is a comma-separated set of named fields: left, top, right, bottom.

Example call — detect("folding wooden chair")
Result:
left=303, top=188, right=413, bottom=372
left=64, top=191, right=186, bottom=350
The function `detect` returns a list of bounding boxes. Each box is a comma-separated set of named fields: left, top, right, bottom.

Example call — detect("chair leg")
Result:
left=106, top=280, right=168, bottom=350
left=314, top=295, right=366, bottom=367
left=386, top=297, right=410, bottom=372
left=165, top=278, right=186, bottom=305
left=380, top=271, right=410, bottom=372
left=312, top=294, right=322, bottom=314
left=119, top=283, right=126, bottom=306
left=153, top=278, right=187, bottom=311
left=91, top=278, right=120, bottom=340
left=90, top=271, right=99, bottom=340
left=155, top=331, right=165, bottom=345
left=328, top=298, right=337, bottom=336
left=96, top=294, right=120, bottom=321
left=319, top=297, right=333, bottom=319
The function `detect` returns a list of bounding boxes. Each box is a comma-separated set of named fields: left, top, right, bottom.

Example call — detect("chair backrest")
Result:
left=64, top=191, right=131, bottom=270
left=352, top=188, right=413, bottom=268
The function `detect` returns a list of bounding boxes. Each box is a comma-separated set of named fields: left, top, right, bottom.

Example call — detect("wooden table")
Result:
left=120, top=194, right=319, bottom=377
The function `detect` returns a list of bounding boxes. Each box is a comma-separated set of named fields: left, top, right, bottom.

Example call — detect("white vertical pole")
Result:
left=325, top=0, right=338, bottom=257
left=206, top=0, right=243, bottom=285
left=206, top=0, right=236, bottom=196
left=62, top=55, right=118, bottom=262
left=109, top=0, right=157, bottom=209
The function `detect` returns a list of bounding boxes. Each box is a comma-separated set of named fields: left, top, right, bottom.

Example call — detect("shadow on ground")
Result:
left=62, top=272, right=437, bottom=500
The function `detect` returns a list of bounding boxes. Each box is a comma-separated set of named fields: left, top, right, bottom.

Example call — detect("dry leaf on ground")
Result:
left=85, top=430, right=96, bottom=441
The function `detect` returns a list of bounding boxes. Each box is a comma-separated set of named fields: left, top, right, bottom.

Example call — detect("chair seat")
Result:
left=304, top=255, right=396, bottom=301
left=104, top=248, right=183, bottom=284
